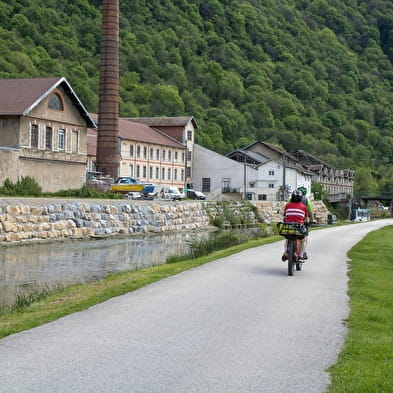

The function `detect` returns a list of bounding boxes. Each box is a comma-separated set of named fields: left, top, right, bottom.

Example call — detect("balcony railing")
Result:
left=222, top=187, right=241, bottom=193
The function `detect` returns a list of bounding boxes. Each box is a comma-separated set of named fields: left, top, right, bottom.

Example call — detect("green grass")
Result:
left=327, top=225, right=393, bottom=393
left=0, top=235, right=281, bottom=339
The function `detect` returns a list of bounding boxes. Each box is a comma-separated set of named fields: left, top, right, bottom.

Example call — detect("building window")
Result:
left=150, top=148, right=154, bottom=159
left=30, top=124, right=39, bottom=148
left=48, top=93, right=63, bottom=110
left=187, top=130, right=192, bottom=140
left=162, top=168, right=165, bottom=180
left=156, top=167, right=159, bottom=179
left=175, top=151, right=178, bottom=161
left=167, top=168, right=171, bottom=180
left=258, top=194, right=267, bottom=201
left=222, top=180, right=230, bottom=193
left=186, top=166, right=191, bottom=178
left=58, top=129, right=65, bottom=151
left=143, top=147, right=147, bottom=159
left=202, top=178, right=211, bottom=193
left=156, top=149, right=160, bottom=160
left=181, top=169, right=184, bottom=181
left=72, top=130, right=78, bottom=153
left=45, top=127, right=52, bottom=150
left=174, top=169, right=178, bottom=180
left=269, top=170, right=275, bottom=176
left=136, top=146, right=141, bottom=158
left=149, top=166, right=153, bottom=179
left=143, top=165, right=147, bottom=178
left=168, top=150, right=172, bottom=162
left=136, top=165, right=140, bottom=177
left=182, top=152, right=185, bottom=162
left=186, top=150, right=192, bottom=161
left=163, top=150, right=166, bottom=161
left=129, top=164, right=134, bottom=177
left=130, top=145, right=134, bottom=157
left=268, top=183, right=274, bottom=188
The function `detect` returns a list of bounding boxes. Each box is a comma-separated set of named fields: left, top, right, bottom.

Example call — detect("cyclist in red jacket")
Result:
left=282, top=190, right=308, bottom=261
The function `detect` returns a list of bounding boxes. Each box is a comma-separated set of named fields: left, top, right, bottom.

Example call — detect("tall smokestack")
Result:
left=96, top=0, right=120, bottom=179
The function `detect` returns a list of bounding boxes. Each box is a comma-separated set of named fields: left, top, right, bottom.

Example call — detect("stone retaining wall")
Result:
left=0, top=198, right=330, bottom=244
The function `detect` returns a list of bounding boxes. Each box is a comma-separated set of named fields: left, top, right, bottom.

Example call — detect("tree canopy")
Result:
left=1, top=0, right=393, bottom=193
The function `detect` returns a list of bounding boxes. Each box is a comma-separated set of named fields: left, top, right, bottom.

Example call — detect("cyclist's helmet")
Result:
left=291, top=190, right=303, bottom=202
left=297, top=186, right=307, bottom=196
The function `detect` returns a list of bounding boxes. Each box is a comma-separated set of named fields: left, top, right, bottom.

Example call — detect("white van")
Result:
left=160, top=186, right=184, bottom=201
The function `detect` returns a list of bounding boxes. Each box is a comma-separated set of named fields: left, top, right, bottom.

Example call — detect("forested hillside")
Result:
left=1, top=0, right=393, bottom=193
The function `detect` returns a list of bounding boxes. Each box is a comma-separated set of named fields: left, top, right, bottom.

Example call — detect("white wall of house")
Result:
left=251, top=160, right=282, bottom=201
left=193, top=144, right=313, bottom=201
left=193, top=144, right=257, bottom=199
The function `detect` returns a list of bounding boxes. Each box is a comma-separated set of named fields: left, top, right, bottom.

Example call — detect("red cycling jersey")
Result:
left=284, top=201, right=308, bottom=223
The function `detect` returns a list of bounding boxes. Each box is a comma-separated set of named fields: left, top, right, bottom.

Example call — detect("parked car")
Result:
left=141, top=184, right=159, bottom=200
left=160, top=186, right=185, bottom=201
left=187, top=190, right=206, bottom=200
left=111, top=177, right=144, bottom=193
left=126, top=191, right=142, bottom=200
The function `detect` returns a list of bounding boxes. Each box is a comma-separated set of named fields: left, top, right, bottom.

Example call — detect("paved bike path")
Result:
left=0, top=219, right=392, bottom=393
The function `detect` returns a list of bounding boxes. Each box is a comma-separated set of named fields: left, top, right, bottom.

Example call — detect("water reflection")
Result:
left=0, top=231, right=211, bottom=307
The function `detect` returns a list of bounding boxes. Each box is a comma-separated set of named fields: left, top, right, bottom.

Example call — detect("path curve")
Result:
left=0, top=219, right=392, bottom=393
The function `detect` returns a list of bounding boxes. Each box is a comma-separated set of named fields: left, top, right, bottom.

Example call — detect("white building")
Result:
left=192, top=144, right=258, bottom=200
left=192, top=142, right=313, bottom=201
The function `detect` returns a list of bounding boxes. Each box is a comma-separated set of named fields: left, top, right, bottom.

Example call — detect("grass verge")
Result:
left=327, top=225, right=393, bottom=392
left=0, top=235, right=281, bottom=339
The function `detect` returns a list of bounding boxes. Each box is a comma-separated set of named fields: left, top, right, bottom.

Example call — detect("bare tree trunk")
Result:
left=96, top=0, right=120, bottom=180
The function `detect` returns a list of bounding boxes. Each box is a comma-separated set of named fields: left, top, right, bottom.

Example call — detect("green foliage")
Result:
left=50, top=184, right=122, bottom=199
left=210, top=215, right=224, bottom=228
left=0, top=177, right=121, bottom=199
left=311, top=183, right=325, bottom=200
left=0, top=176, right=41, bottom=196
left=187, top=231, right=250, bottom=259
left=1, top=0, right=393, bottom=186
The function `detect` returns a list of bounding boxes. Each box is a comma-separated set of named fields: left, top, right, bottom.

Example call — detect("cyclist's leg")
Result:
left=302, top=234, right=308, bottom=259
left=298, top=237, right=306, bottom=258
left=282, top=238, right=288, bottom=261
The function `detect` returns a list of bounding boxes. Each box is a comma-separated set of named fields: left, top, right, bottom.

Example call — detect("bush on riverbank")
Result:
left=166, top=227, right=267, bottom=263
left=0, top=177, right=121, bottom=199
left=0, top=177, right=42, bottom=196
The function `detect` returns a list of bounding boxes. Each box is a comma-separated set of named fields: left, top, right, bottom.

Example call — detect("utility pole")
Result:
left=243, top=157, right=247, bottom=200
left=282, top=153, right=286, bottom=201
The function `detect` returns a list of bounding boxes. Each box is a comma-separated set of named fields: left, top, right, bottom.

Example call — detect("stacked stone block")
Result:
left=0, top=201, right=210, bottom=244
left=0, top=199, right=331, bottom=244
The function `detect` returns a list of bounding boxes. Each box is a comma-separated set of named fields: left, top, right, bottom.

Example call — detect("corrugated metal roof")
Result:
left=0, top=77, right=96, bottom=128
left=124, top=116, right=197, bottom=128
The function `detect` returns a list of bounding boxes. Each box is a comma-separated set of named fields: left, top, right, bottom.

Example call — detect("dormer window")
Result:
left=48, top=93, right=64, bottom=110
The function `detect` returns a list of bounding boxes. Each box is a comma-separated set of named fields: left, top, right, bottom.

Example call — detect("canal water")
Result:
left=0, top=227, right=269, bottom=308
left=0, top=231, right=212, bottom=308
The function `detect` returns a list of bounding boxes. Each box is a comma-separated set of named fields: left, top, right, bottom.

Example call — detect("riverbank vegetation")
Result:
left=327, top=225, right=393, bottom=392
left=0, top=176, right=121, bottom=199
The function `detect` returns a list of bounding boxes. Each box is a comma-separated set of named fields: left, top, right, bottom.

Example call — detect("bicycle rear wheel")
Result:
left=287, top=238, right=295, bottom=276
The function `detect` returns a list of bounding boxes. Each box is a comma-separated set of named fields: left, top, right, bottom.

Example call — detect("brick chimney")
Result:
left=96, top=0, right=120, bottom=180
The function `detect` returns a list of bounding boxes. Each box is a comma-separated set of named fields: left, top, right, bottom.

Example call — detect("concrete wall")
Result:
left=0, top=199, right=331, bottom=245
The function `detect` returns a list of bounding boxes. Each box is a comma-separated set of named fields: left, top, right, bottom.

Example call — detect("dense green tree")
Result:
left=1, top=0, right=393, bottom=189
